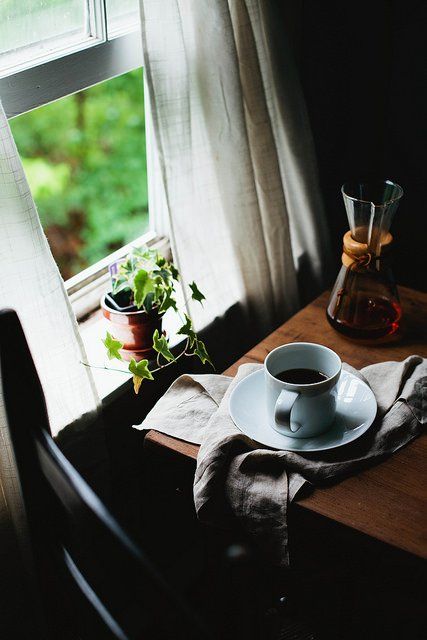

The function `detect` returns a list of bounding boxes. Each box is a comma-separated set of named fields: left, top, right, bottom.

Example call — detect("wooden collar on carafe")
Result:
left=342, top=229, right=393, bottom=268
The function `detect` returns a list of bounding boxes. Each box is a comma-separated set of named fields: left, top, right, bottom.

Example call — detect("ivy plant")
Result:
left=99, top=246, right=212, bottom=393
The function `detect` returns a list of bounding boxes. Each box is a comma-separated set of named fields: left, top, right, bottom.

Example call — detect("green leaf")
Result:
left=128, top=357, right=154, bottom=379
left=153, top=268, right=171, bottom=285
left=143, top=291, right=154, bottom=313
left=132, top=246, right=149, bottom=259
left=122, top=253, right=138, bottom=275
left=133, top=269, right=154, bottom=308
left=189, top=281, right=205, bottom=304
left=152, top=329, right=175, bottom=362
left=112, top=280, right=131, bottom=296
left=102, top=332, right=123, bottom=361
left=152, top=283, right=163, bottom=304
left=128, top=357, right=154, bottom=394
left=170, top=263, right=179, bottom=280
left=177, top=313, right=196, bottom=347
left=111, top=274, right=128, bottom=295
left=156, top=256, right=166, bottom=267
left=158, top=288, right=178, bottom=314
left=194, top=339, right=213, bottom=368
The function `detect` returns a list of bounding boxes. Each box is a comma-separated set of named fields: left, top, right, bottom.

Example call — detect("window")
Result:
left=0, top=1, right=141, bottom=79
left=0, top=1, right=103, bottom=76
left=106, top=0, right=141, bottom=37
left=10, top=69, right=149, bottom=280
left=0, top=0, right=156, bottom=317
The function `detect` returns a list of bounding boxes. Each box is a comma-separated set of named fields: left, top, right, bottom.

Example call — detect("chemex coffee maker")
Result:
left=326, top=180, right=403, bottom=341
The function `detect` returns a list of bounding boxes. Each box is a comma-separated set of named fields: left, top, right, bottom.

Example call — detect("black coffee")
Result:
left=275, top=368, right=328, bottom=384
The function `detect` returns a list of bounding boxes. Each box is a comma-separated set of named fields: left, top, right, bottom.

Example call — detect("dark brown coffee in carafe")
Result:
left=275, top=368, right=328, bottom=384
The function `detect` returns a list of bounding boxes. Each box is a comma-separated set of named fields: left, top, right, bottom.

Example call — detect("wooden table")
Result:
left=145, top=286, right=427, bottom=560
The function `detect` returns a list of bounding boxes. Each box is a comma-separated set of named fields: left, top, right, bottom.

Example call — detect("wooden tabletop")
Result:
left=145, top=286, right=427, bottom=559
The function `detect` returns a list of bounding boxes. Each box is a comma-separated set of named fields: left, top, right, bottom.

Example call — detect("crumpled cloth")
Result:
left=134, top=356, right=426, bottom=565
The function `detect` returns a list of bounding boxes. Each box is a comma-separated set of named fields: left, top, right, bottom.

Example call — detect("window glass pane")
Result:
left=10, top=69, right=149, bottom=279
left=106, top=0, right=140, bottom=37
left=0, top=1, right=98, bottom=75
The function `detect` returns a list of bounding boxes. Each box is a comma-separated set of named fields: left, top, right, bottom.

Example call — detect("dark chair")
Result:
left=0, top=308, right=212, bottom=640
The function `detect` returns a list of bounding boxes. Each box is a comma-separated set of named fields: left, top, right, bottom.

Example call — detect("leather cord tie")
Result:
left=341, top=230, right=393, bottom=269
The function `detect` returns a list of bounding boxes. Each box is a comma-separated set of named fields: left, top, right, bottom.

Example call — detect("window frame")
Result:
left=0, top=4, right=161, bottom=319
left=0, top=0, right=107, bottom=81
left=0, top=30, right=143, bottom=118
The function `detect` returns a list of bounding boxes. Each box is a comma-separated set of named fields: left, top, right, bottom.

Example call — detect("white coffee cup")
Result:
left=265, top=342, right=342, bottom=438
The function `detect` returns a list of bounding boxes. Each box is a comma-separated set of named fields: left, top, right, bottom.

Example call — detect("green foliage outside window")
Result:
left=10, top=69, right=149, bottom=279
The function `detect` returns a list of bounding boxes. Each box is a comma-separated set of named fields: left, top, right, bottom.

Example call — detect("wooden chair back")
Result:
left=0, top=308, right=210, bottom=640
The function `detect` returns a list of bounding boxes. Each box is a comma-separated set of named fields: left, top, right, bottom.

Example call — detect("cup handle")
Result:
left=275, top=389, right=301, bottom=433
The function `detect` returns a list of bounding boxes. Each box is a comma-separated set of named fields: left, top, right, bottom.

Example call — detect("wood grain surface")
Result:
left=145, top=286, right=427, bottom=558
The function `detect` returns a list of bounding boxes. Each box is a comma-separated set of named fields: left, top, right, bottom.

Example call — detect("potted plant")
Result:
left=100, top=246, right=212, bottom=393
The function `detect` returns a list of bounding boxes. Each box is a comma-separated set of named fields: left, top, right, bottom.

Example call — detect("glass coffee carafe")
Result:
left=326, top=180, right=403, bottom=341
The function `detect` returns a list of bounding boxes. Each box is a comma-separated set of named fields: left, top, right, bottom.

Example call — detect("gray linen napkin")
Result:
left=134, top=356, right=426, bottom=565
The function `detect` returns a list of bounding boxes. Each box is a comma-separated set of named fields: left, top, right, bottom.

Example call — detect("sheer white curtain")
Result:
left=0, top=102, right=99, bottom=556
left=140, top=0, right=330, bottom=336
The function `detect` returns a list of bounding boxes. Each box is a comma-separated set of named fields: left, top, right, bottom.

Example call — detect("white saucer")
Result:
left=229, top=369, right=377, bottom=452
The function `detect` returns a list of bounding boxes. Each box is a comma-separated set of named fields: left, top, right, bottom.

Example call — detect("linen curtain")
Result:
left=140, top=0, right=330, bottom=337
left=0, top=101, right=99, bottom=614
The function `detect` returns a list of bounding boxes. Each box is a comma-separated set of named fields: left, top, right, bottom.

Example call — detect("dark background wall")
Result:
left=296, top=0, right=426, bottom=292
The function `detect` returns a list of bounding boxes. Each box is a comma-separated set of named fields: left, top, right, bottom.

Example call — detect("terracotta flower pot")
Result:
left=101, top=294, right=162, bottom=362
